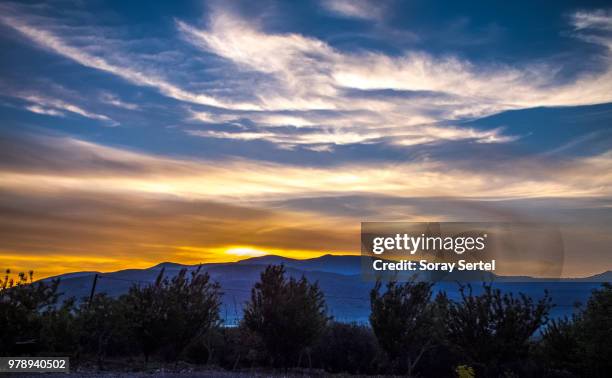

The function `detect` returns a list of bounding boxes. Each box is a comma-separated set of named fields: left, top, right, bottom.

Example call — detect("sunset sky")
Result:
left=1, top=0, right=611, bottom=279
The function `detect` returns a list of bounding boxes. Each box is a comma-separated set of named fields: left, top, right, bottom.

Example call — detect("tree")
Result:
left=369, top=279, right=440, bottom=376
left=444, top=283, right=551, bottom=376
left=312, top=322, right=381, bottom=374
left=541, top=283, right=612, bottom=377
left=242, top=265, right=329, bottom=367
left=75, top=294, right=131, bottom=367
left=39, top=297, right=78, bottom=357
left=122, top=266, right=222, bottom=363
left=0, top=269, right=61, bottom=355
left=539, top=315, right=581, bottom=375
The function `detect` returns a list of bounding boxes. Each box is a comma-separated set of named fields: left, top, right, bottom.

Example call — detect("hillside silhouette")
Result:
left=46, top=255, right=609, bottom=324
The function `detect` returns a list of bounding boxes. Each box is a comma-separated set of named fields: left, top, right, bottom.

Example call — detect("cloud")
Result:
left=1, top=131, right=610, bottom=203
left=99, top=92, right=139, bottom=110
left=0, top=131, right=611, bottom=278
left=0, top=187, right=356, bottom=279
left=185, top=123, right=516, bottom=149
left=1, top=4, right=611, bottom=278
left=571, top=9, right=612, bottom=31
left=16, top=93, right=116, bottom=124
left=320, top=0, right=386, bottom=21
left=3, top=5, right=612, bottom=152
left=0, top=132, right=360, bottom=278
left=176, top=7, right=612, bottom=149
left=0, top=12, right=259, bottom=111
left=25, top=104, right=64, bottom=117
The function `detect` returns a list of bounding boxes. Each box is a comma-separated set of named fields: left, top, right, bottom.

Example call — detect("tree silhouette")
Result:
left=444, top=283, right=551, bottom=376
left=541, top=283, right=612, bottom=377
left=312, top=322, right=381, bottom=374
left=242, top=265, right=329, bottom=367
left=0, top=269, right=61, bottom=355
left=76, top=293, right=131, bottom=368
left=122, top=266, right=222, bottom=363
left=369, top=279, right=440, bottom=376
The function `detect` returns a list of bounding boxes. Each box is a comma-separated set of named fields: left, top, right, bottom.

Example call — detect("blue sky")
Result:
left=0, top=0, right=611, bottom=278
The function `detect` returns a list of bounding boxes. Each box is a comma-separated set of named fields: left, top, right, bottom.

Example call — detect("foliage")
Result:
left=122, top=266, right=222, bottom=362
left=578, top=282, right=612, bottom=376
left=75, top=294, right=132, bottom=366
left=455, top=364, right=475, bottom=378
left=39, top=297, right=78, bottom=356
left=541, top=283, right=612, bottom=377
left=443, top=283, right=552, bottom=376
left=1, top=266, right=610, bottom=377
left=369, top=279, right=442, bottom=375
left=311, top=322, right=382, bottom=374
left=242, top=265, right=329, bottom=367
left=0, top=270, right=61, bottom=355
left=207, top=327, right=250, bottom=369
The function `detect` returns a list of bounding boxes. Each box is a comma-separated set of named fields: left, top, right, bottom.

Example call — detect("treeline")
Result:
left=1, top=266, right=611, bottom=377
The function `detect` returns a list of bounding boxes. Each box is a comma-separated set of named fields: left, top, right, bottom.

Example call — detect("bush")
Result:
left=369, top=279, right=446, bottom=376
left=0, top=270, right=62, bottom=355
left=242, top=265, right=329, bottom=367
left=312, top=322, right=382, bottom=374
left=122, top=266, right=222, bottom=363
left=541, top=283, right=612, bottom=377
left=75, top=294, right=132, bottom=366
left=444, top=283, right=552, bottom=376
left=578, top=282, right=612, bottom=376
left=39, top=298, right=78, bottom=356
left=3, top=265, right=608, bottom=377
left=539, top=316, right=581, bottom=376
left=205, top=327, right=250, bottom=369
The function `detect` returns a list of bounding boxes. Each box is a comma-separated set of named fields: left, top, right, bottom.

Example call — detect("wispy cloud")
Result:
left=176, top=7, right=612, bottom=149
left=1, top=131, right=611, bottom=277
left=571, top=9, right=612, bottom=31
left=185, top=122, right=516, bottom=149
left=99, top=92, right=139, bottom=110
left=3, top=5, right=612, bottom=151
left=0, top=12, right=259, bottom=111
left=16, top=93, right=116, bottom=124
left=25, top=104, right=64, bottom=117
left=1, top=132, right=609, bottom=202
left=320, top=0, right=386, bottom=21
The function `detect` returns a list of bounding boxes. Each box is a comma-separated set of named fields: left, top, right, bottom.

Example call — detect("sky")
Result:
left=0, top=0, right=611, bottom=279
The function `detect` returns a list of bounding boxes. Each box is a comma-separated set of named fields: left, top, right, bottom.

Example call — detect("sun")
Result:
left=224, top=246, right=269, bottom=258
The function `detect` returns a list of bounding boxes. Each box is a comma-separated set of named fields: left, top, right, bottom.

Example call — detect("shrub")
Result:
left=369, top=279, right=444, bottom=375
left=242, top=265, right=329, bottom=367
left=540, top=283, right=612, bottom=377
left=444, top=283, right=552, bottom=376
left=205, top=327, right=248, bottom=369
left=75, top=294, right=132, bottom=367
left=122, top=266, right=222, bottom=363
left=0, top=270, right=62, bottom=355
left=578, top=282, right=612, bottom=376
left=312, top=322, right=382, bottom=374
left=39, top=297, right=78, bottom=356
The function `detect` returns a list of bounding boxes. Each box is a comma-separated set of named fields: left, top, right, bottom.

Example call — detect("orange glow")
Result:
left=216, top=245, right=349, bottom=260
left=0, top=251, right=156, bottom=280
left=1, top=245, right=358, bottom=281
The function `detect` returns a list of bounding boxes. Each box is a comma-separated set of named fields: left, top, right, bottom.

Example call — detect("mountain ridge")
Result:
left=44, top=254, right=611, bottom=282
left=43, top=255, right=609, bottom=324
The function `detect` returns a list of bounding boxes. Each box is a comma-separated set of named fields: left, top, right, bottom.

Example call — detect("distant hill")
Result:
left=580, top=270, right=612, bottom=282
left=46, top=255, right=610, bottom=325
left=236, top=254, right=363, bottom=275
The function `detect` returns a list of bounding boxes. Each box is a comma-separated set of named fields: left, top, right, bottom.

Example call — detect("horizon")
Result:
left=35, top=254, right=611, bottom=283
left=1, top=0, right=612, bottom=280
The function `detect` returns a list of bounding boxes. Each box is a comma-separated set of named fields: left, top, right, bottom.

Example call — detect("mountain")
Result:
left=236, top=254, right=363, bottom=275
left=46, top=255, right=609, bottom=324
left=579, top=270, right=612, bottom=282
